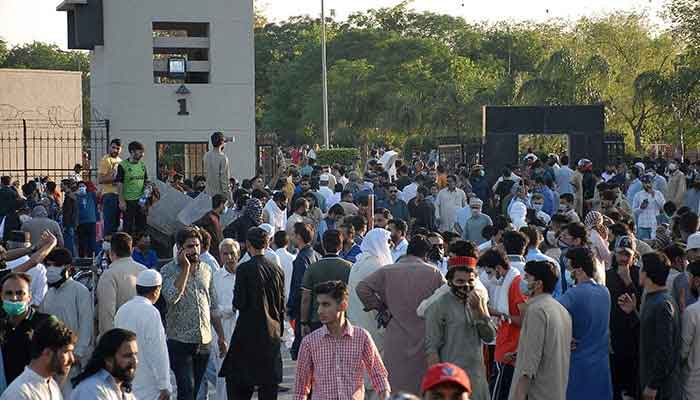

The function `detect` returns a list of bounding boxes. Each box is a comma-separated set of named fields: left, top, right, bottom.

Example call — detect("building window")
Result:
left=156, top=142, right=208, bottom=181
left=152, top=22, right=210, bottom=84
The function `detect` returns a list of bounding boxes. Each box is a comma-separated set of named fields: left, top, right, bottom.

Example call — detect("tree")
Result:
left=667, top=0, right=700, bottom=48
left=0, top=38, right=7, bottom=66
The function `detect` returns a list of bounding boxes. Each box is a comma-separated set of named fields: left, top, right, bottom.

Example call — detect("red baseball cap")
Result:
left=421, top=363, right=472, bottom=394
left=447, top=256, right=477, bottom=269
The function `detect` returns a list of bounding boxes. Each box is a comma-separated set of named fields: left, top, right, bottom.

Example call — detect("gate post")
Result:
left=22, top=119, right=28, bottom=183
left=104, top=119, right=110, bottom=152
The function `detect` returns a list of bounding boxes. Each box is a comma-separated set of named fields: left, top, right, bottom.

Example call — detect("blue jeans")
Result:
left=196, top=353, right=218, bottom=400
left=102, top=193, right=120, bottom=235
left=637, top=227, right=652, bottom=240
left=168, top=340, right=211, bottom=400
left=63, top=226, right=76, bottom=257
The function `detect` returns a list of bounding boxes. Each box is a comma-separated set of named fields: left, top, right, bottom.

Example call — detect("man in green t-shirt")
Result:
left=115, top=141, right=148, bottom=234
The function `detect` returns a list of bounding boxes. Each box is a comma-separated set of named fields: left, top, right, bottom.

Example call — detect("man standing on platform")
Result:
left=204, top=132, right=232, bottom=203
left=99, top=139, right=123, bottom=235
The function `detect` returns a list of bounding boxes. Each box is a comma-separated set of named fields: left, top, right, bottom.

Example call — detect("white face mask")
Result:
left=78, top=186, right=87, bottom=195
left=533, top=203, right=544, bottom=211
left=102, top=242, right=111, bottom=252
left=46, top=266, right=65, bottom=284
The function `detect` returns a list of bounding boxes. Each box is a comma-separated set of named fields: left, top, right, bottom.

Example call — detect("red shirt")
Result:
left=495, top=275, right=527, bottom=364
left=294, top=322, right=390, bottom=400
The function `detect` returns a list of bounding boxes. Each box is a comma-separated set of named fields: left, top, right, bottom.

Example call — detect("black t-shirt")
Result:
left=0, top=308, right=52, bottom=384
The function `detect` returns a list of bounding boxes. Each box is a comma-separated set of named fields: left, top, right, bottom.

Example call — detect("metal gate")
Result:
left=0, top=119, right=110, bottom=183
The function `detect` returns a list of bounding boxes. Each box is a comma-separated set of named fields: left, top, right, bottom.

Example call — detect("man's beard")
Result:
left=111, top=363, right=136, bottom=383
left=50, top=352, right=71, bottom=377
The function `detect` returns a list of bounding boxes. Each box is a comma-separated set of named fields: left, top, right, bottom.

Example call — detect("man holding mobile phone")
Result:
left=632, top=174, right=665, bottom=240
left=424, top=263, right=495, bottom=400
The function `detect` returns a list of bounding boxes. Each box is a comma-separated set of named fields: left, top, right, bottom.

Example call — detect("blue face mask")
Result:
left=3, top=300, right=28, bottom=317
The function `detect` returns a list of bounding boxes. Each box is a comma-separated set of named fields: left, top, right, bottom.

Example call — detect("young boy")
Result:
left=294, top=280, right=390, bottom=400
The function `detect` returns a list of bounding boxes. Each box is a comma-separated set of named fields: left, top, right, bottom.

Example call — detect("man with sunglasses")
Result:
left=381, top=183, right=410, bottom=223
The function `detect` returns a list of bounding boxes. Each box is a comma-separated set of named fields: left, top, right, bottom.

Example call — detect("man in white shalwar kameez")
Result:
left=39, top=248, right=94, bottom=398
left=211, top=239, right=240, bottom=400
left=114, top=270, right=172, bottom=400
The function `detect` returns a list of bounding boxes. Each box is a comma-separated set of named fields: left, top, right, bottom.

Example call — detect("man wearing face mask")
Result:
left=39, top=248, right=94, bottom=396
left=0, top=273, right=53, bottom=386
left=480, top=248, right=527, bottom=400
left=529, top=193, right=551, bottom=225
left=558, top=193, right=580, bottom=223
left=681, top=261, right=700, bottom=400
left=633, top=175, right=665, bottom=240
left=560, top=247, right=613, bottom=400
left=462, top=198, right=491, bottom=245
left=427, top=233, right=448, bottom=276
left=606, top=236, right=642, bottom=400
left=424, top=264, right=496, bottom=400
left=509, top=260, right=572, bottom=400
left=665, top=161, right=686, bottom=208
left=262, top=191, right=288, bottom=233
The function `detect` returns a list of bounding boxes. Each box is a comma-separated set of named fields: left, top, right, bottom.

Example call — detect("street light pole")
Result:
left=321, top=0, right=330, bottom=149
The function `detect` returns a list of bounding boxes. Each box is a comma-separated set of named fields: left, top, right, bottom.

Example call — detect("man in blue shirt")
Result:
left=380, top=183, right=410, bottom=223
left=626, top=166, right=643, bottom=205
left=71, top=328, right=138, bottom=399
left=560, top=247, right=613, bottom=400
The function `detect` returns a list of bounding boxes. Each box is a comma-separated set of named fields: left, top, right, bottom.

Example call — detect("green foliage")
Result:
left=667, top=0, right=700, bottom=48
left=316, top=148, right=360, bottom=166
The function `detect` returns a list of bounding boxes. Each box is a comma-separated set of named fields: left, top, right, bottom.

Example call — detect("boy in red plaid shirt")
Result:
left=294, top=280, right=390, bottom=400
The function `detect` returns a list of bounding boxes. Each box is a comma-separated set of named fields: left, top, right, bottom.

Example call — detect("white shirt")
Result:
left=391, top=238, right=408, bottom=262
left=211, top=267, right=237, bottom=400
left=682, top=301, right=700, bottom=400
left=7, top=256, right=47, bottom=306
left=114, top=297, right=171, bottom=400
left=39, top=279, right=94, bottom=362
left=238, top=248, right=281, bottom=267
left=0, top=367, right=62, bottom=400
left=633, top=189, right=665, bottom=232
left=478, top=240, right=494, bottom=253
left=435, top=188, right=467, bottom=232
left=274, top=248, right=296, bottom=302
left=348, top=255, right=386, bottom=351
left=201, top=251, right=220, bottom=271
left=318, top=186, right=335, bottom=207
left=401, top=182, right=419, bottom=203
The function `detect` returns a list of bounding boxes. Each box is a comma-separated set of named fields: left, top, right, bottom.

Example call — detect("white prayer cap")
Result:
left=136, top=269, right=162, bottom=287
left=634, top=162, right=646, bottom=172
left=259, top=223, right=274, bottom=236
left=320, top=173, right=330, bottom=182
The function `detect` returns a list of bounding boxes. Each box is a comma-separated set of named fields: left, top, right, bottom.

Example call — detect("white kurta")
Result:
left=212, top=267, right=237, bottom=400
left=682, top=301, right=700, bottom=400
left=274, top=248, right=296, bottom=303
left=348, top=255, right=385, bottom=351
left=39, top=279, right=94, bottom=397
left=435, top=188, right=467, bottom=232
left=0, top=366, right=62, bottom=400
left=114, top=296, right=171, bottom=400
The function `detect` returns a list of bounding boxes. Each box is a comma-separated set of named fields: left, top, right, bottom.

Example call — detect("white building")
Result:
left=57, top=0, right=256, bottom=180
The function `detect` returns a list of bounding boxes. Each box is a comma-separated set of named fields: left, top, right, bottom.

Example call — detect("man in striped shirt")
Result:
left=294, top=280, right=390, bottom=400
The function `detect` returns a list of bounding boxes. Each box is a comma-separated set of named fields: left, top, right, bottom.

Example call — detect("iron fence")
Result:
left=0, top=119, right=109, bottom=183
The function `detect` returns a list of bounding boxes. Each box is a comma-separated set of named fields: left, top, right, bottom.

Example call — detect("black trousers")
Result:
left=225, top=381, right=278, bottom=400
left=123, top=200, right=147, bottom=235
left=490, top=362, right=515, bottom=400
left=611, top=353, right=639, bottom=400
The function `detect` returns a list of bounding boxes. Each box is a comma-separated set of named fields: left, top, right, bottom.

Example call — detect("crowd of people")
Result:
left=1, top=132, right=700, bottom=400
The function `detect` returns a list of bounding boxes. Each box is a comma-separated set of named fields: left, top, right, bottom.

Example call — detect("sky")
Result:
left=0, top=0, right=667, bottom=49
